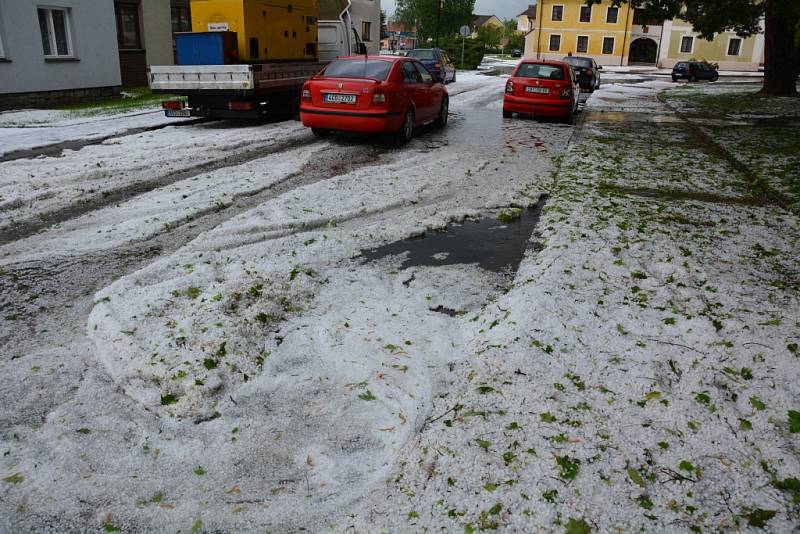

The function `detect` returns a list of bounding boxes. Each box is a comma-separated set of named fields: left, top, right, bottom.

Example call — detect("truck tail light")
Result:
left=505, top=80, right=514, bottom=94
left=228, top=101, right=255, bottom=111
left=372, top=89, right=387, bottom=105
left=161, top=100, right=185, bottom=110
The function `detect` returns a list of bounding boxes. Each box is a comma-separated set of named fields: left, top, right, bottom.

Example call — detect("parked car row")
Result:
left=298, top=54, right=589, bottom=142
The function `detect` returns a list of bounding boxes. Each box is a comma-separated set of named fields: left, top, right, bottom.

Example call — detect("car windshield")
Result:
left=675, top=62, right=688, bottom=68
left=563, top=57, right=592, bottom=68
left=323, top=59, right=393, bottom=80
left=516, top=63, right=565, bottom=80
left=406, top=49, right=436, bottom=60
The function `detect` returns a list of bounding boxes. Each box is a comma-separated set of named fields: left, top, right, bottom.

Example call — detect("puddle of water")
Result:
left=361, top=199, right=545, bottom=273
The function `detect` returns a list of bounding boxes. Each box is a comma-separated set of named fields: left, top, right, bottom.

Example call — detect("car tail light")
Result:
left=301, top=85, right=311, bottom=101
left=228, top=101, right=255, bottom=111
left=434, top=63, right=441, bottom=68
left=161, top=100, right=184, bottom=110
left=372, top=89, right=387, bottom=105
left=505, top=80, right=514, bottom=94
left=561, top=87, right=573, bottom=99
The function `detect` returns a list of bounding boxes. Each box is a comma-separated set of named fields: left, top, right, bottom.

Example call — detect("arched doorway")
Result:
left=629, top=38, right=658, bottom=64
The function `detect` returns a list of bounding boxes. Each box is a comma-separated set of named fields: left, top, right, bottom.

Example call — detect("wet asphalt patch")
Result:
left=361, top=197, right=546, bottom=274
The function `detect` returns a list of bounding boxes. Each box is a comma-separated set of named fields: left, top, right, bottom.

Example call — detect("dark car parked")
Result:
left=672, top=61, right=719, bottom=82
left=405, top=48, right=457, bottom=84
left=511, top=49, right=522, bottom=58
left=562, top=56, right=601, bottom=92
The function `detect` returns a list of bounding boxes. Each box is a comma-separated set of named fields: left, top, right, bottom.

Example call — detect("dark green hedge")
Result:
left=439, top=37, right=486, bottom=70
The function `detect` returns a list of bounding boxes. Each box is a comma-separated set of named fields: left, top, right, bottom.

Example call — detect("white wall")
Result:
left=141, top=0, right=174, bottom=67
left=350, top=0, right=381, bottom=54
left=0, top=0, right=121, bottom=94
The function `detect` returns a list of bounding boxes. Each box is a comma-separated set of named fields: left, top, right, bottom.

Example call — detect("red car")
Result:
left=502, top=60, right=579, bottom=123
left=300, top=56, right=448, bottom=143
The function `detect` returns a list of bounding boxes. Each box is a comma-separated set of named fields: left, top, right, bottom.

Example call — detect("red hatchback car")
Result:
left=502, top=60, right=580, bottom=123
left=300, top=56, right=448, bottom=143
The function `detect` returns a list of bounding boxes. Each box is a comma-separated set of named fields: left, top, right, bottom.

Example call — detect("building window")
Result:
left=602, top=37, right=614, bottom=54
left=115, top=2, right=141, bottom=49
left=0, top=22, right=5, bottom=59
left=551, top=5, right=563, bottom=22
left=606, top=6, right=619, bottom=24
left=362, top=21, right=371, bottom=42
left=38, top=7, right=73, bottom=57
left=576, top=35, right=589, bottom=54
left=549, top=34, right=561, bottom=51
left=579, top=6, right=591, bottom=23
left=680, top=35, right=694, bottom=53
left=171, top=6, right=191, bottom=34
left=727, top=37, right=742, bottom=56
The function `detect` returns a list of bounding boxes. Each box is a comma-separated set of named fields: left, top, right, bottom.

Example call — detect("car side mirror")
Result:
left=597, top=66, right=603, bottom=70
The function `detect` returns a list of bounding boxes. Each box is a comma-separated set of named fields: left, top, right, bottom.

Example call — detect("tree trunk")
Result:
left=760, top=0, right=799, bottom=96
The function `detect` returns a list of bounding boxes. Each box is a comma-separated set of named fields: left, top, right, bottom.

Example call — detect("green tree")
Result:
left=477, top=23, right=504, bottom=48
left=380, top=10, right=389, bottom=40
left=586, top=0, right=798, bottom=96
left=394, top=0, right=418, bottom=33
left=399, top=0, right=475, bottom=45
left=502, top=19, right=525, bottom=50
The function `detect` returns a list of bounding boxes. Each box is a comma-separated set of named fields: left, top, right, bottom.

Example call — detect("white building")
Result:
left=350, top=0, right=381, bottom=54
left=0, top=0, right=121, bottom=108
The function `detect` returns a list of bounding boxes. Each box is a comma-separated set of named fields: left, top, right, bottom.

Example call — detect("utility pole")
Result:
left=435, top=0, right=442, bottom=47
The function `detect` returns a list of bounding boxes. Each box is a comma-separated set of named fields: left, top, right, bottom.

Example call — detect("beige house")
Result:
left=471, top=14, right=503, bottom=38
left=516, top=4, right=537, bottom=33
left=657, top=20, right=764, bottom=71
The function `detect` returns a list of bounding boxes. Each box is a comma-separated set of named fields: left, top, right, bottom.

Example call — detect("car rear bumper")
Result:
left=300, top=106, right=404, bottom=133
left=503, top=95, right=572, bottom=117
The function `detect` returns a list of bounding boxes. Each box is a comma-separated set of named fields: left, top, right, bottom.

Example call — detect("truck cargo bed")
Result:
left=149, top=63, right=325, bottom=94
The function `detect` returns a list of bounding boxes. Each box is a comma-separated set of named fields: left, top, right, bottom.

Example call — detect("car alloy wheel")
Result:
left=399, top=109, right=414, bottom=144
left=435, top=98, right=448, bottom=128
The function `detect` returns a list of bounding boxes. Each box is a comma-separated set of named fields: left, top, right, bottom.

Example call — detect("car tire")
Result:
left=311, top=128, right=331, bottom=138
left=502, top=108, right=513, bottom=119
left=452, top=71, right=457, bottom=83
left=397, top=108, right=414, bottom=144
left=672, top=76, right=678, bottom=82
left=711, top=73, right=719, bottom=82
left=435, top=97, right=448, bottom=129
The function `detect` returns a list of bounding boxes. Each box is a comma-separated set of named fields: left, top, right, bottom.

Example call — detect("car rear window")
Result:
left=516, top=63, right=565, bottom=80
left=323, top=59, right=393, bottom=80
left=675, top=62, right=688, bottom=68
left=563, top=57, right=592, bottom=68
left=406, top=49, right=436, bottom=60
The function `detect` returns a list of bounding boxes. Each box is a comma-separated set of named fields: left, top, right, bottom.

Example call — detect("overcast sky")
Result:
left=382, top=0, right=536, bottom=22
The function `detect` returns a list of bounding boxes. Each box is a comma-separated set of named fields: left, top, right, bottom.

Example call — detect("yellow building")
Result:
left=525, top=0, right=635, bottom=65
left=524, top=0, right=764, bottom=71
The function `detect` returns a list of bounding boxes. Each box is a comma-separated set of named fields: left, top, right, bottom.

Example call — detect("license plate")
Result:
left=525, top=86, right=549, bottom=94
left=323, top=93, right=357, bottom=104
left=165, top=109, right=191, bottom=117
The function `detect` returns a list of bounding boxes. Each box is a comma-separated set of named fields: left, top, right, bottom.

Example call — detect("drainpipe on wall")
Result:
left=620, top=4, right=631, bottom=66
